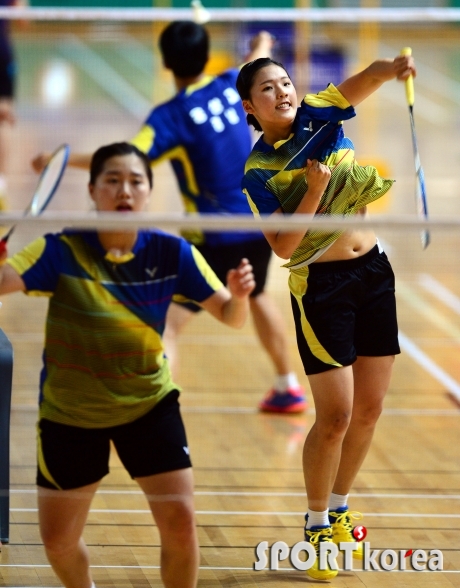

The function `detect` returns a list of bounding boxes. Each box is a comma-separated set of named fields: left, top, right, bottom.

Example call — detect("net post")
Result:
left=0, top=329, right=13, bottom=544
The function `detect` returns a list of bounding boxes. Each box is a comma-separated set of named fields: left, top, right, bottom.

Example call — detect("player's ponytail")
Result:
left=246, top=113, right=262, bottom=132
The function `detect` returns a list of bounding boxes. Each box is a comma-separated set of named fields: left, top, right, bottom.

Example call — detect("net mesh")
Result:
left=4, top=5, right=460, bottom=427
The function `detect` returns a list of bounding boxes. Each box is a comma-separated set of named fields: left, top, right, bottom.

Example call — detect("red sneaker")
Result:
left=258, top=386, right=307, bottom=413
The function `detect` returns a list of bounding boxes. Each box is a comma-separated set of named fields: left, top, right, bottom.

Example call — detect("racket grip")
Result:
left=400, top=47, right=414, bottom=107
left=0, top=238, right=7, bottom=258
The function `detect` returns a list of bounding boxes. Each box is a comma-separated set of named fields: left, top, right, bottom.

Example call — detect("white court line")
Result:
left=58, top=34, right=151, bottom=118
left=397, top=282, right=460, bottom=343
left=378, top=83, right=448, bottom=125
left=9, top=490, right=460, bottom=499
left=182, top=407, right=458, bottom=415
left=0, top=570, right=459, bottom=577
left=9, top=508, right=460, bottom=517
left=9, top=405, right=460, bottom=415
left=419, top=273, right=460, bottom=316
left=0, top=566, right=458, bottom=574
left=399, top=331, right=460, bottom=403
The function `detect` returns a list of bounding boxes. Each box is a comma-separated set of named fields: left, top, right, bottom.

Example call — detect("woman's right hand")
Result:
left=305, top=159, right=331, bottom=192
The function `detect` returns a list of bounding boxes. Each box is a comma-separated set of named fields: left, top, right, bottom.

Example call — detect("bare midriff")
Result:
left=314, top=229, right=377, bottom=263
left=311, top=206, right=377, bottom=263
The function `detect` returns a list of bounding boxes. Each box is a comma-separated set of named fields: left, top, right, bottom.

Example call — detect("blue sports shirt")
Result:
left=7, top=229, right=223, bottom=428
left=242, top=84, right=394, bottom=268
left=131, top=69, right=260, bottom=246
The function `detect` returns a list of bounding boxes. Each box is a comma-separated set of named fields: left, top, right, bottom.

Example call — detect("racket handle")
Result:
left=400, top=47, right=414, bottom=107
left=0, top=225, right=13, bottom=246
left=0, top=238, right=7, bottom=257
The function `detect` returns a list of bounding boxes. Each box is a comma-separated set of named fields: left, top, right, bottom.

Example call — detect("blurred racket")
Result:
left=0, top=143, right=69, bottom=254
left=401, top=47, right=430, bottom=249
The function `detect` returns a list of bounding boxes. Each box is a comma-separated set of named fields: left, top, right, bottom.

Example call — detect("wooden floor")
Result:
left=1, top=21, right=460, bottom=587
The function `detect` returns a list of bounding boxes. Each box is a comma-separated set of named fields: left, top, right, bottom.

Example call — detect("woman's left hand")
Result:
left=226, top=258, right=256, bottom=299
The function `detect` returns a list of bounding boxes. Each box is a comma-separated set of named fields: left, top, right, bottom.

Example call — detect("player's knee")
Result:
left=316, top=411, right=351, bottom=441
left=160, top=502, right=196, bottom=544
left=353, top=403, right=383, bottom=428
left=40, top=529, right=79, bottom=557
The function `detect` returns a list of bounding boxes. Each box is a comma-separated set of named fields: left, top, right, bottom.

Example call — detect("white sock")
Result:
left=329, top=492, right=349, bottom=511
left=90, top=583, right=96, bottom=588
left=273, top=372, right=299, bottom=393
left=305, top=508, right=329, bottom=529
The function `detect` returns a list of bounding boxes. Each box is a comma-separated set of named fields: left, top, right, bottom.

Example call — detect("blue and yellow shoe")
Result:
left=304, top=524, right=338, bottom=581
left=329, top=507, right=364, bottom=560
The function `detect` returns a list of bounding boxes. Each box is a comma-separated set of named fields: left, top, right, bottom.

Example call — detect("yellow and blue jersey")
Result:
left=131, top=69, right=260, bottom=246
left=7, top=230, right=223, bottom=428
left=242, top=84, right=394, bottom=268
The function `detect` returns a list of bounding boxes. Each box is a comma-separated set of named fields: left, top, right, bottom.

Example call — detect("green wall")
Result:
left=29, top=0, right=294, bottom=6
left=29, top=0, right=314, bottom=7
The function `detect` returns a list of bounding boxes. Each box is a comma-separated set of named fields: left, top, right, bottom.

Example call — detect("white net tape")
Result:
left=0, top=6, right=459, bottom=22
left=0, top=212, right=455, bottom=232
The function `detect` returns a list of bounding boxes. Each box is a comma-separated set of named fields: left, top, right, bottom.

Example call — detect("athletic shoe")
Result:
left=258, top=386, right=307, bottom=413
left=304, top=524, right=338, bottom=581
left=329, top=506, right=364, bottom=560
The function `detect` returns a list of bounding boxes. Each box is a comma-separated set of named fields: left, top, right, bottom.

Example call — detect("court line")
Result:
left=399, top=331, right=460, bottom=402
left=380, top=41, right=459, bottom=123
left=419, top=273, right=460, bottom=315
left=183, top=407, right=459, bottom=415
left=57, top=34, right=151, bottom=118
left=9, top=404, right=460, bottom=415
left=9, top=489, right=460, bottom=499
left=111, top=33, right=153, bottom=77
left=9, top=508, right=460, bottom=517
left=0, top=565, right=459, bottom=574
left=378, top=83, right=448, bottom=125
left=397, top=281, right=460, bottom=343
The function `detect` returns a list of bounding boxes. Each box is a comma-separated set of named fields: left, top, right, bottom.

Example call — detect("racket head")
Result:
left=28, top=143, right=70, bottom=216
left=416, top=167, right=430, bottom=249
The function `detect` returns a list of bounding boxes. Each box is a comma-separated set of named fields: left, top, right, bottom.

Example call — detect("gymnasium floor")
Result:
left=0, top=20, right=459, bottom=587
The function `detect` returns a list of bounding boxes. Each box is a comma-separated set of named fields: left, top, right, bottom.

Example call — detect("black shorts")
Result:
left=36, top=391, right=192, bottom=490
left=0, top=55, right=14, bottom=98
left=290, top=245, right=400, bottom=375
left=182, top=236, right=272, bottom=312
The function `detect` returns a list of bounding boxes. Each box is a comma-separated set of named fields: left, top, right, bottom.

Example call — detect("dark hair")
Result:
left=159, top=21, right=209, bottom=78
left=236, top=57, right=290, bottom=132
left=89, top=142, right=153, bottom=188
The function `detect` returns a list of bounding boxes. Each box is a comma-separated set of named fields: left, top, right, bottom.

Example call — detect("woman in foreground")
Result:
left=0, top=142, right=255, bottom=588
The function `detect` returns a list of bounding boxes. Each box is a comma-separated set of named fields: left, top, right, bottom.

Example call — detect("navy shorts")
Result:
left=291, top=245, right=400, bottom=375
left=182, top=236, right=272, bottom=312
left=0, top=55, right=14, bottom=98
left=36, top=391, right=192, bottom=490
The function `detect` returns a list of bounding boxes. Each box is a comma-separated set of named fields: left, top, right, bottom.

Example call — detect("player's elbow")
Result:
left=271, top=242, right=294, bottom=260
left=230, top=313, right=248, bottom=329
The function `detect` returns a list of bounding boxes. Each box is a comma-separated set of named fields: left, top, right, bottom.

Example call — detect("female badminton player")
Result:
left=0, top=141, right=255, bottom=588
left=236, top=53, right=415, bottom=580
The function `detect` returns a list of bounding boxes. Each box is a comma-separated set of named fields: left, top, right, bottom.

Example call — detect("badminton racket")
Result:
left=0, top=143, right=69, bottom=254
left=401, top=47, right=430, bottom=249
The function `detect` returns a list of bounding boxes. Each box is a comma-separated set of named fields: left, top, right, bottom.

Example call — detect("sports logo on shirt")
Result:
left=145, top=267, right=158, bottom=278
left=188, top=91, right=241, bottom=133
